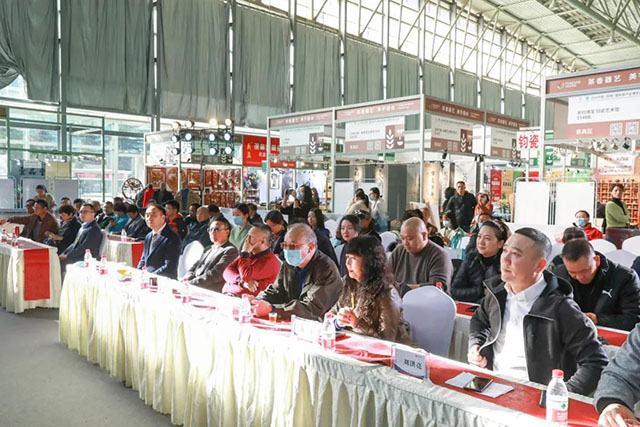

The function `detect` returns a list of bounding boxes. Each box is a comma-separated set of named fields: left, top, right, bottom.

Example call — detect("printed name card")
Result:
left=291, top=315, right=321, bottom=344
left=392, top=346, right=428, bottom=380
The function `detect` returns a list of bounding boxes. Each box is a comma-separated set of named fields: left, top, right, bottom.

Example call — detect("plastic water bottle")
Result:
left=1, top=229, right=7, bottom=243
left=182, top=278, right=192, bottom=303
left=84, top=249, right=92, bottom=268
left=99, top=255, right=107, bottom=275
left=13, top=226, right=19, bottom=238
left=239, top=295, right=252, bottom=323
left=546, top=369, right=569, bottom=426
left=10, top=235, right=18, bottom=247
left=120, top=229, right=127, bottom=242
left=140, top=267, right=149, bottom=289
left=321, top=313, right=336, bottom=351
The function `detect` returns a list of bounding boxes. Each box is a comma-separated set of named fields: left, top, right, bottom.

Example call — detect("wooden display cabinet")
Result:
left=597, top=179, right=640, bottom=225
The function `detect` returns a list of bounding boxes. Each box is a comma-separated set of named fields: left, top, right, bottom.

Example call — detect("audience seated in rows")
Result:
left=0, top=199, right=58, bottom=243
left=387, top=217, right=452, bottom=295
left=181, top=206, right=212, bottom=253
left=59, top=203, right=102, bottom=272
left=252, top=223, right=342, bottom=321
left=138, top=204, right=181, bottom=279
left=72, top=198, right=83, bottom=216
left=307, top=208, right=330, bottom=239
left=247, top=203, right=264, bottom=225
left=165, top=200, right=188, bottom=239
left=184, top=218, right=238, bottom=292
left=207, top=204, right=226, bottom=224
left=33, top=185, right=55, bottom=212
left=153, top=182, right=174, bottom=205
left=555, top=239, right=640, bottom=331
left=124, top=204, right=150, bottom=241
left=450, top=220, right=509, bottom=304
left=24, top=199, right=35, bottom=215
left=222, top=225, right=279, bottom=297
left=355, top=210, right=381, bottom=242
left=441, top=210, right=466, bottom=249
left=547, top=227, right=588, bottom=273
left=330, top=235, right=411, bottom=344
left=44, top=204, right=81, bottom=254
left=230, top=203, right=253, bottom=249
left=60, top=197, right=71, bottom=207
left=97, top=201, right=113, bottom=228
left=107, top=202, right=129, bottom=234
left=184, top=203, right=201, bottom=228
left=401, top=208, right=444, bottom=248
left=337, top=215, right=361, bottom=276
left=468, top=227, right=608, bottom=396
left=289, top=217, right=338, bottom=266
left=574, top=210, right=603, bottom=241
left=265, top=210, right=287, bottom=255
left=346, top=188, right=370, bottom=215
left=464, top=212, right=493, bottom=253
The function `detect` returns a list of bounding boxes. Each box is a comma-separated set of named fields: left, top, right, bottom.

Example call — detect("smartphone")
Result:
left=463, top=376, right=493, bottom=392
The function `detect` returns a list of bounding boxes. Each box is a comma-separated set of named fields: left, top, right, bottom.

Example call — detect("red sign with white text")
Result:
left=490, top=170, right=502, bottom=202
left=546, top=67, right=640, bottom=96
left=242, top=135, right=295, bottom=168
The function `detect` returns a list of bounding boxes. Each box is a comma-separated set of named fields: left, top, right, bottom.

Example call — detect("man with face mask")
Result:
left=251, top=223, right=342, bottom=321
left=574, top=210, right=603, bottom=241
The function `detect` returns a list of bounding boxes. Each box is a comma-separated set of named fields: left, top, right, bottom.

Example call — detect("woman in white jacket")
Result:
left=368, top=187, right=388, bottom=232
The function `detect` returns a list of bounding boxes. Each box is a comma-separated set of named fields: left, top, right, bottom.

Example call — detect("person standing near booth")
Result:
left=448, top=181, right=477, bottom=232
left=605, top=183, right=630, bottom=230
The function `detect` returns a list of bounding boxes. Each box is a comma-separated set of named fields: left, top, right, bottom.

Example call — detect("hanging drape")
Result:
left=62, top=0, right=153, bottom=114
left=524, top=93, right=541, bottom=127
left=453, top=70, right=478, bottom=107
left=344, top=38, right=383, bottom=105
left=158, top=0, right=229, bottom=121
left=293, top=24, right=340, bottom=112
left=387, top=51, right=420, bottom=130
left=233, top=6, right=290, bottom=128
left=480, top=79, right=501, bottom=113
left=504, top=87, right=522, bottom=118
left=423, top=61, right=450, bottom=101
left=0, top=0, right=58, bottom=102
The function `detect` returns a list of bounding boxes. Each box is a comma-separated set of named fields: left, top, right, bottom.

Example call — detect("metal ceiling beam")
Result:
left=399, top=0, right=429, bottom=50
left=476, top=0, right=594, bottom=69
left=563, top=0, right=640, bottom=49
left=432, top=0, right=470, bottom=60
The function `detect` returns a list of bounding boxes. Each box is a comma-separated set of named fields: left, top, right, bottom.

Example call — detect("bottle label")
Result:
left=321, top=337, right=335, bottom=350
left=546, top=396, right=568, bottom=423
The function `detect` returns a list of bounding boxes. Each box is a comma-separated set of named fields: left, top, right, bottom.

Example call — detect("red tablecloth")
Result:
left=19, top=240, right=50, bottom=301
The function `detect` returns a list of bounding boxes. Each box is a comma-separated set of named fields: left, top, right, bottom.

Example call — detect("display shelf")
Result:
left=598, top=180, right=640, bottom=225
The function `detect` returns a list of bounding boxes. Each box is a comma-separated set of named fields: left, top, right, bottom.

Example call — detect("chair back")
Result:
left=622, top=236, right=640, bottom=256
left=590, top=239, right=617, bottom=254
left=334, top=243, right=344, bottom=261
left=402, top=286, right=456, bottom=357
left=380, top=231, right=397, bottom=252
left=324, top=219, right=338, bottom=239
left=178, top=241, right=205, bottom=279
left=99, top=230, right=108, bottom=257
left=548, top=243, right=564, bottom=263
left=604, top=249, right=636, bottom=268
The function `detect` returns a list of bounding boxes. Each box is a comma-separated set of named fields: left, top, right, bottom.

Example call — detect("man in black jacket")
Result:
left=124, top=204, right=150, bottom=241
left=556, top=239, right=640, bottom=331
left=447, top=181, right=477, bottom=231
left=138, top=204, right=181, bottom=279
left=59, top=203, right=103, bottom=274
left=468, top=227, right=608, bottom=396
left=181, top=206, right=212, bottom=253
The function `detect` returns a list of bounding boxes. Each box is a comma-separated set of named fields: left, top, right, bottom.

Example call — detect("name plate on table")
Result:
left=291, top=315, right=321, bottom=344
left=392, top=346, right=427, bottom=380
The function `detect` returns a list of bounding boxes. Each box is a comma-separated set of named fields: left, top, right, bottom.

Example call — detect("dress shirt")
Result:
left=492, top=274, right=547, bottom=380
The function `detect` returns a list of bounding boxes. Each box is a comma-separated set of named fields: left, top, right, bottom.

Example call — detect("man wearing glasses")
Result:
left=59, top=203, right=103, bottom=274
left=252, top=223, right=342, bottom=321
left=183, top=217, right=239, bottom=292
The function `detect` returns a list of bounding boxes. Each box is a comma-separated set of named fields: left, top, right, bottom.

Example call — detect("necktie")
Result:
left=150, top=233, right=159, bottom=251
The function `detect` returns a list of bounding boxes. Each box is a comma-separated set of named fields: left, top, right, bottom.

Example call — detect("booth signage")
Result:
left=490, top=169, right=502, bottom=202
left=488, top=127, right=517, bottom=159
left=567, top=89, right=640, bottom=139
left=596, top=153, right=635, bottom=175
left=344, top=116, right=405, bottom=152
left=546, top=66, right=640, bottom=96
left=243, top=135, right=295, bottom=169
left=425, top=98, right=485, bottom=123
left=269, top=111, right=332, bottom=128
left=431, top=116, right=473, bottom=153
left=336, top=98, right=421, bottom=121
left=486, top=113, right=529, bottom=130
left=280, top=125, right=325, bottom=147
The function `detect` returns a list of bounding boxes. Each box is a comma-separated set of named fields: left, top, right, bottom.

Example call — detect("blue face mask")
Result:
left=297, top=192, right=305, bottom=201
left=443, top=221, right=452, bottom=228
left=283, top=249, right=304, bottom=267
left=575, top=218, right=588, bottom=227
left=369, top=195, right=375, bottom=201
left=477, top=222, right=484, bottom=229
left=233, top=216, right=244, bottom=226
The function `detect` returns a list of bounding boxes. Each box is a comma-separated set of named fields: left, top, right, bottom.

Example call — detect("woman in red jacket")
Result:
left=575, top=210, right=603, bottom=241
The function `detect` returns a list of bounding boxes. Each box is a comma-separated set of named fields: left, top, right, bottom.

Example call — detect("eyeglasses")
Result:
left=281, top=242, right=307, bottom=250
left=210, top=227, right=229, bottom=232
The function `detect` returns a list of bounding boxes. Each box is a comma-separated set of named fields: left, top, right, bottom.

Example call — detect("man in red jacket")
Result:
left=574, top=210, right=603, bottom=241
left=222, top=224, right=280, bottom=297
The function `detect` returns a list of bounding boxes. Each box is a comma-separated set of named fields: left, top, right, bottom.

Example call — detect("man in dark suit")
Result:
left=138, top=204, right=181, bottom=279
left=124, top=204, right=150, bottom=241
left=184, top=218, right=239, bottom=291
left=59, top=203, right=103, bottom=273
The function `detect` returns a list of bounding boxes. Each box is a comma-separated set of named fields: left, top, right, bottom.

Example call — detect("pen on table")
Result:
left=350, top=292, right=355, bottom=309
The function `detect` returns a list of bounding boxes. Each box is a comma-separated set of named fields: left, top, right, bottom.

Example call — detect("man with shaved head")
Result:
left=387, top=217, right=453, bottom=295
left=252, top=223, right=342, bottom=321
left=222, top=224, right=280, bottom=297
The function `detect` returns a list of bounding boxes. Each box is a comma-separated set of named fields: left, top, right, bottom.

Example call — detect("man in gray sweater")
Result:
left=387, top=217, right=453, bottom=295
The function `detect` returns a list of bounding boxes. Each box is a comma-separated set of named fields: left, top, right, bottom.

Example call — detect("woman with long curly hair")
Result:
left=330, top=235, right=412, bottom=344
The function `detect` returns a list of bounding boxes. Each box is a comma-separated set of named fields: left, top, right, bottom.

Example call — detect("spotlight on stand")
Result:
left=209, top=145, right=219, bottom=156
left=222, top=130, right=233, bottom=142
left=208, top=132, right=218, bottom=142
left=209, top=118, right=218, bottom=128
left=170, top=147, right=181, bottom=156
left=184, top=131, right=193, bottom=141
left=223, top=145, right=234, bottom=155
left=171, top=133, right=180, bottom=143
left=225, top=118, right=233, bottom=127
left=171, top=121, right=181, bottom=131
left=184, top=120, right=195, bottom=128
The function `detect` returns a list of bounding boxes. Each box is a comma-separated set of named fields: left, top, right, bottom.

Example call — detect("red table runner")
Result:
left=130, top=243, right=144, bottom=267
left=21, top=242, right=50, bottom=301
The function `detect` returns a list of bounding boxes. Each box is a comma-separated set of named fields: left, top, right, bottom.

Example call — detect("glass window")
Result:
left=0, top=76, right=28, bottom=100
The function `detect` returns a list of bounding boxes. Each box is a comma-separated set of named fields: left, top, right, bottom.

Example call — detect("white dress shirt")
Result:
left=492, top=274, right=547, bottom=380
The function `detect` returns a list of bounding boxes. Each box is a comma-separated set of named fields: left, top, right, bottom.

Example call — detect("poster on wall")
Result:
left=344, top=116, right=405, bottom=152
left=490, top=169, right=503, bottom=202
left=279, top=125, right=325, bottom=156
left=187, top=169, right=201, bottom=189
left=489, top=127, right=517, bottom=159
left=205, top=170, right=214, bottom=187
left=596, top=153, right=635, bottom=175
left=431, top=115, right=473, bottom=153
left=147, top=167, right=166, bottom=188
left=270, top=170, right=282, bottom=190
left=568, top=89, right=640, bottom=138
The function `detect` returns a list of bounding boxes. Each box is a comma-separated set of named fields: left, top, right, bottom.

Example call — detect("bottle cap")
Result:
left=324, top=313, right=334, bottom=320
left=552, top=369, right=564, bottom=379
left=435, top=282, right=442, bottom=289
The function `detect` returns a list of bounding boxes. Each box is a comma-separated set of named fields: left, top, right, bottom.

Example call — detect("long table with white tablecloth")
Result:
left=103, top=233, right=145, bottom=267
left=0, top=238, right=61, bottom=313
left=59, top=264, right=600, bottom=426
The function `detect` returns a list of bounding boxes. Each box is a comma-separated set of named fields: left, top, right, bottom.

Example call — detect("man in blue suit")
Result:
left=59, top=203, right=103, bottom=274
left=138, top=204, right=181, bottom=279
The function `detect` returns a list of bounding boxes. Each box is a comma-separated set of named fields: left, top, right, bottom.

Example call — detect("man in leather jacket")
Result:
left=468, top=227, right=608, bottom=396
left=556, top=239, right=640, bottom=331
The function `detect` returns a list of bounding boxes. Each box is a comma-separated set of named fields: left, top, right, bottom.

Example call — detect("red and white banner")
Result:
left=242, top=135, right=295, bottom=168
left=568, top=89, right=640, bottom=139
left=269, top=111, right=332, bottom=128
left=546, top=66, right=640, bottom=96
left=344, top=116, right=405, bottom=152
left=490, top=170, right=502, bottom=202
left=425, top=98, right=485, bottom=123
left=336, top=98, right=421, bottom=121
left=431, top=116, right=473, bottom=153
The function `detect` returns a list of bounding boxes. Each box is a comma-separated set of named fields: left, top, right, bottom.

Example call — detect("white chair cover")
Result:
left=622, top=236, right=640, bottom=256
left=324, top=219, right=338, bottom=239
left=178, top=241, right=205, bottom=279
left=380, top=231, right=397, bottom=252
left=604, top=249, right=636, bottom=268
left=590, top=239, right=617, bottom=254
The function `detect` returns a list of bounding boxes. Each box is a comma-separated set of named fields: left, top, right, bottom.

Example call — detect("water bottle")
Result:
left=239, top=295, right=252, bottom=323
left=13, top=226, right=19, bottom=238
left=99, top=255, right=107, bottom=275
left=321, top=313, right=336, bottom=351
left=10, top=235, right=18, bottom=247
left=140, top=267, right=149, bottom=289
left=120, top=229, right=127, bottom=242
left=1, top=229, right=7, bottom=243
left=84, top=249, right=92, bottom=268
left=546, top=369, right=569, bottom=426
left=181, top=278, right=192, bottom=303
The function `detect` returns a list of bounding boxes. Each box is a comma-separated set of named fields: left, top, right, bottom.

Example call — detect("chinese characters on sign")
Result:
left=431, top=116, right=473, bottom=153
left=269, top=111, right=333, bottom=128
left=567, top=89, right=640, bottom=139
left=344, top=116, right=405, bottom=153
left=425, top=98, right=485, bottom=122
left=242, top=135, right=295, bottom=168
left=546, top=67, right=640, bottom=96
left=336, top=98, right=421, bottom=121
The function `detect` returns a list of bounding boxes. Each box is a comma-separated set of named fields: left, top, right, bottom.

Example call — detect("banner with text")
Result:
left=568, top=89, right=640, bottom=138
left=596, top=153, right=635, bottom=175
left=344, top=116, right=405, bottom=152
left=279, top=125, right=326, bottom=157
left=431, top=115, right=473, bottom=153
left=488, top=127, right=517, bottom=159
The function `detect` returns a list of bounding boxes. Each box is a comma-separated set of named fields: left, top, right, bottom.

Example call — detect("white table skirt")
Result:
left=60, top=264, right=591, bottom=427
left=0, top=240, right=61, bottom=313
left=104, top=238, right=144, bottom=267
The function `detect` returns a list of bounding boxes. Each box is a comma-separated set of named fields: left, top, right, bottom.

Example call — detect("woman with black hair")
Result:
left=307, top=208, right=330, bottom=238
left=346, top=189, right=371, bottom=214
left=265, top=210, right=288, bottom=255
left=450, top=220, right=509, bottom=303
left=605, top=183, right=630, bottom=230
left=440, top=210, right=466, bottom=248
left=442, top=186, right=456, bottom=212
left=330, top=235, right=412, bottom=344
left=336, top=215, right=361, bottom=275
left=354, top=210, right=381, bottom=242
left=280, top=185, right=314, bottom=221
